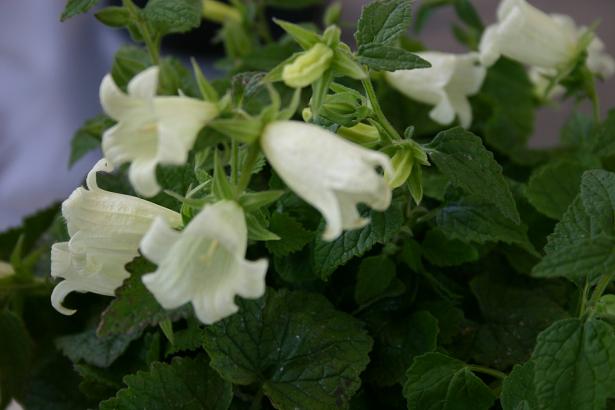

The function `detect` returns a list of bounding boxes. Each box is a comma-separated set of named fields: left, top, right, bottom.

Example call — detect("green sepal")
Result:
left=273, top=18, right=321, bottom=50
left=238, top=191, right=285, bottom=212
left=212, top=152, right=235, bottom=200
left=191, top=58, right=219, bottom=102
left=208, top=117, right=262, bottom=143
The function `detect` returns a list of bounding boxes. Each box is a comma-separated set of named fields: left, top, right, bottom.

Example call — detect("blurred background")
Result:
left=0, top=0, right=613, bottom=233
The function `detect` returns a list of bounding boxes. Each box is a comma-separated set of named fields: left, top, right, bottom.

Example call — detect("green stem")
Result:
left=587, top=73, right=601, bottom=123
left=361, top=76, right=401, bottom=141
left=236, top=144, right=260, bottom=195
left=468, top=365, right=507, bottom=380
left=578, top=278, right=590, bottom=316
left=589, top=274, right=612, bottom=305
left=123, top=0, right=160, bottom=64
left=231, top=140, right=239, bottom=186
left=256, top=0, right=273, bottom=44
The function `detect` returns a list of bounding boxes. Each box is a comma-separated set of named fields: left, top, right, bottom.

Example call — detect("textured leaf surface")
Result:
left=526, top=160, right=587, bottom=220
left=203, top=289, right=373, bottom=410
left=357, top=44, right=430, bottom=71
left=100, top=356, right=232, bottom=410
left=532, top=318, right=615, bottom=410
left=500, top=362, right=537, bottom=410
left=56, top=329, right=139, bottom=368
left=312, top=197, right=405, bottom=279
left=266, top=212, right=314, bottom=256
left=427, top=127, right=519, bottom=223
left=98, top=258, right=191, bottom=337
left=534, top=170, right=615, bottom=281
left=436, top=196, right=533, bottom=252
left=61, top=0, right=101, bottom=21
left=403, top=352, right=495, bottom=410
left=144, top=0, right=202, bottom=35
left=354, top=255, right=397, bottom=305
left=421, top=229, right=479, bottom=267
left=355, top=0, right=412, bottom=47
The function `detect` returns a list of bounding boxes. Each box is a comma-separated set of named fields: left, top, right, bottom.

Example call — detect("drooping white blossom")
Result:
left=385, top=52, right=486, bottom=128
left=479, top=0, right=603, bottom=70
left=51, top=159, right=181, bottom=315
left=100, top=66, right=218, bottom=197
left=141, top=200, right=267, bottom=325
left=528, top=14, right=615, bottom=98
left=261, top=121, right=393, bottom=241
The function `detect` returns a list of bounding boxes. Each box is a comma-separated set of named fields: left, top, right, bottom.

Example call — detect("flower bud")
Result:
left=337, top=123, right=381, bottom=147
left=282, top=43, right=334, bottom=89
left=385, top=148, right=414, bottom=189
left=0, top=261, right=14, bottom=279
left=202, top=0, right=242, bottom=24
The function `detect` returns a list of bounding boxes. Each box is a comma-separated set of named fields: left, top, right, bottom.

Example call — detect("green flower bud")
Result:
left=385, top=148, right=414, bottom=189
left=337, top=123, right=381, bottom=148
left=202, top=0, right=242, bottom=24
left=302, top=107, right=313, bottom=122
left=595, top=294, right=615, bottom=318
left=282, top=43, right=334, bottom=89
left=320, top=91, right=370, bottom=127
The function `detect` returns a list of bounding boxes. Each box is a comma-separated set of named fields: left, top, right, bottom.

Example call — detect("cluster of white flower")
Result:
left=385, top=0, right=615, bottom=128
left=50, top=0, right=614, bottom=325
left=51, top=59, right=394, bottom=324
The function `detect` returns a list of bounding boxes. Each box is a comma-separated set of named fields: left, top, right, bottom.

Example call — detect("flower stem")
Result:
left=589, top=274, right=613, bottom=306
left=123, top=0, right=160, bottom=64
left=468, top=365, right=507, bottom=380
left=361, top=76, right=401, bottom=141
left=578, top=278, right=590, bottom=316
left=231, top=140, right=239, bottom=186
left=236, top=143, right=261, bottom=195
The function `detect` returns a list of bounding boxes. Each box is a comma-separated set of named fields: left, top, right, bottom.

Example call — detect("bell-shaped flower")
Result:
left=479, top=0, right=580, bottom=69
left=282, top=43, right=334, bottom=88
left=51, top=159, right=181, bottom=315
left=140, top=200, right=268, bottom=325
left=261, top=121, right=393, bottom=241
left=528, top=14, right=615, bottom=98
left=100, top=66, right=219, bottom=197
left=385, top=52, right=486, bottom=128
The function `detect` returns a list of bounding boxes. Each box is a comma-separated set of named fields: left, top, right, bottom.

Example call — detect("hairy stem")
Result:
left=361, top=76, right=401, bottom=141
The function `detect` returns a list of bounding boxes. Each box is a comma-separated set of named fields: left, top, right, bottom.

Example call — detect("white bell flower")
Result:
left=140, top=200, right=268, bottom=325
left=480, top=0, right=583, bottom=69
left=261, top=121, right=393, bottom=241
left=385, top=52, right=486, bottom=128
left=528, top=14, right=615, bottom=98
left=100, top=66, right=219, bottom=197
left=51, top=159, right=181, bottom=315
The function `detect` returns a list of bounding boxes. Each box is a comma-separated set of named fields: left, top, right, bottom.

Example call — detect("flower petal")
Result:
left=99, top=74, right=147, bottom=122
left=140, top=217, right=180, bottom=265
left=127, top=66, right=159, bottom=99
left=129, top=158, right=161, bottom=198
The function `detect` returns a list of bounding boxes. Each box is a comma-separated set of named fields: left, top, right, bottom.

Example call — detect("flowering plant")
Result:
left=2, top=0, right=615, bottom=409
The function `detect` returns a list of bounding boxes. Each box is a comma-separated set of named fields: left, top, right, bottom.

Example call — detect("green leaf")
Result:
left=354, top=255, right=397, bottom=305
left=421, top=229, right=479, bottom=267
left=414, top=0, right=451, bottom=33
left=526, top=160, right=588, bottom=220
left=144, top=0, right=202, bottom=35
left=427, top=127, right=520, bottom=223
left=476, top=59, right=536, bottom=163
left=60, top=0, right=101, bottom=21
left=355, top=0, right=412, bottom=47
left=95, top=6, right=131, bottom=27
left=273, top=19, right=321, bottom=50
left=591, top=109, right=615, bottom=158
left=56, top=329, right=139, bottom=368
left=367, top=311, right=438, bottom=386
left=111, top=46, right=152, bottom=91
left=533, top=170, right=615, bottom=281
left=470, top=274, right=568, bottom=370
left=265, top=212, right=314, bottom=256
left=265, top=0, right=323, bottom=9
left=453, top=0, right=483, bottom=31
left=403, top=352, right=496, bottom=410
left=97, top=258, right=191, bottom=337
left=69, top=115, right=114, bottom=167
left=357, top=44, right=431, bottom=71
left=239, top=191, right=285, bottom=212
left=532, top=318, right=615, bottom=410
left=100, top=356, right=232, bottom=410
left=203, top=289, right=373, bottom=410
left=0, top=311, right=32, bottom=408
left=165, top=320, right=205, bottom=357
left=0, top=203, right=60, bottom=260
left=561, top=112, right=595, bottom=148
left=436, top=196, right=534, bottom=253
left=501, top=362, right=538, bottom=410
left=580, top=170, right=615, bottom=234
left=312, top=195, right=405, bottom=279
